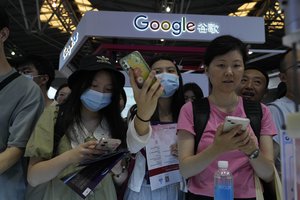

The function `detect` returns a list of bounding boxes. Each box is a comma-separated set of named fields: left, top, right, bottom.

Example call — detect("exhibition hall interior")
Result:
left=1, top=0, right=300, bottom=199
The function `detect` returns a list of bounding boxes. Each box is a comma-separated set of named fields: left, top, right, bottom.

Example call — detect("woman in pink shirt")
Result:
left=177, top=35, right=276, bottom=200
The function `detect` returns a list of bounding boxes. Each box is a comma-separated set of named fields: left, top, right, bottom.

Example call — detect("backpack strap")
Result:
left=192, top=97, right=210, bottom=154
left=267, top=102, right=285, bottom=130
left=0, top=72, right=20, bottom=91
left=243, top=99, right=262, bottom=142
left=192, top=98, right=262, bottom=153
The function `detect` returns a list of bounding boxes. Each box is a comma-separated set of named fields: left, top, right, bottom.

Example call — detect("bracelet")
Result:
left=136, top=113, right=151, bottom=122
left=112, top=166, right=127, bottom=178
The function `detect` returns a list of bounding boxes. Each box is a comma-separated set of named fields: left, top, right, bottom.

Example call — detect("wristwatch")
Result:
left=248, top=149, right=260, bottom=160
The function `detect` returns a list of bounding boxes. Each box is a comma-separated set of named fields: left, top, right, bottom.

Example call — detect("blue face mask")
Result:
left=80, top=89, right=112, bottom=112
left=156, top=73, right=180, bottom=98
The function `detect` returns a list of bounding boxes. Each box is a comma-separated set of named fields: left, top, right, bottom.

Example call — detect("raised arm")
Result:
left=129, top=69, right=163, bottom=135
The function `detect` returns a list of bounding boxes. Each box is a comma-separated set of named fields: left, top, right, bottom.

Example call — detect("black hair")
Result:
left=120, top=87, right=127, bottom=110
left=0, top=7, right=9, bottom=30
left=276, top=82, right=287, bottom=99
left=18, top=55, right=55, bottom=90
left=54, top=83, right=69, bottom=101
left=244, top=66, right=269, bottom=90
left=183, top=82, right=204, bottom=99
left=149, top=55, right=185, bottom=122
left=204, top=35, right=248, bottom=67
left=54, top=69, right=126, bottom=154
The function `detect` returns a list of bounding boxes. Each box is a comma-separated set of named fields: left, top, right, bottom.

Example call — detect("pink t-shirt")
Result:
left=177, top=97, right=277, bottom=198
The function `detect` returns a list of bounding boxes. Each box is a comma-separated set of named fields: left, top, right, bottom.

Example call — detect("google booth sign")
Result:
left=133, top=14, right=220, bottom=36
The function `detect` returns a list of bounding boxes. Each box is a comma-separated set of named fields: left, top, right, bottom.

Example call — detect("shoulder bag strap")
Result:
left=0, top=72, right=21, bottom=91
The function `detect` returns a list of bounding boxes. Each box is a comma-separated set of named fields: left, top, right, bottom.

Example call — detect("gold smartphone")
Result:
left=119, top=51, right=153, bottom=88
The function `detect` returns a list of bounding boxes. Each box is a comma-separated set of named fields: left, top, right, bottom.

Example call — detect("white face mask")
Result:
left=22, top=74, right=41, bottom=80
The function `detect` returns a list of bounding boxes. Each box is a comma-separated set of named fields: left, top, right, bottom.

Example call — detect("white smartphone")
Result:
left=223, top=116, right=250, bottom=132
left=95, top=138, right=121, bottom=152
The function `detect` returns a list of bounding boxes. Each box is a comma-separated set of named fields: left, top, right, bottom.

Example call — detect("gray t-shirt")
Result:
left=0, top=68, right=44, bottom=200
left=268, top=96, right=298, bottom=143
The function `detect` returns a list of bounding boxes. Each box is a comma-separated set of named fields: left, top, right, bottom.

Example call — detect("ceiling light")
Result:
left=248, top=51, right=253, bottom=55
left=11, top=51, right=15, bottom=56
left=40, top=0, right=98, bottom=34
left=228, top=2, right=257, bottom=17
left=165, top=6, right=171, bottom=12
left=160, top=39, right=165, bottom=42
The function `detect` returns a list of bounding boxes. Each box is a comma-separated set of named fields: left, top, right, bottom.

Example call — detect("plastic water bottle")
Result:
left=214, top=160, right=233, bottom=200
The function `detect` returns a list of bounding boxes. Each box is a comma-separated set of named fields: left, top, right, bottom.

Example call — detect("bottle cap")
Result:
left=218, top=160, right=228, bottom=168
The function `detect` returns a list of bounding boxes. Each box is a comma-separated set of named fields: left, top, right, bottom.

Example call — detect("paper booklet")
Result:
left=145, top=123, right=182, bottom=191
left=61, top=149, right=128, bottom=199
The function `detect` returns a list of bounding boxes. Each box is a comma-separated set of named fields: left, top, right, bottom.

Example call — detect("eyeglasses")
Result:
left=283, top=62, right=300, bottom=72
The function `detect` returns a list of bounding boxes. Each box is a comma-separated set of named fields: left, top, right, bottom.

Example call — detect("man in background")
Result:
left=268, top=49, right=300, bottom=174
left=236, top=66, right=269, bottom=102
left=0, top=7, right=44, bottom=199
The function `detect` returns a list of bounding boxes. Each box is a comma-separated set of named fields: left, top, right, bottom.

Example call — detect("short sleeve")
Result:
left=177, top=102, right=196, bottom=135
left=7, top=82, right=44, bottom=148
left=25, top=105, right=58, bottom=159
left=260, top=103, right=277, bottom=137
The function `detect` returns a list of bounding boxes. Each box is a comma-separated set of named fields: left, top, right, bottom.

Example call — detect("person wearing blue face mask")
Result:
left=124, top=56, right=185, bottom=200
left=80, top=88, right=112, bottom=112
left=24, top=55, right=127, bottom=200
left=155, top=72, right=180, bottom=98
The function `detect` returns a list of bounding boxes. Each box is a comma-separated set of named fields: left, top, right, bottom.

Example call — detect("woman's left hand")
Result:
left=237, top=129, right=258, bottom=156
left=170, top=143, right=178, bottom=157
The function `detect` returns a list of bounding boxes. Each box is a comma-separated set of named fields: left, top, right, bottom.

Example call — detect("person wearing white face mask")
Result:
left=16, top=55, right=56, bottom=108
left=24, top=55, right=127, bottom=200
left=124, top=56, right=185, bottom=200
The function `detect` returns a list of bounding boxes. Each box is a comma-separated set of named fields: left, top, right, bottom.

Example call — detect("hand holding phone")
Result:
left=223, top=116, right=250, bottom=132
left=95, top=138, right=121, bottom=153
left=119, top=51, right=153, bottom=88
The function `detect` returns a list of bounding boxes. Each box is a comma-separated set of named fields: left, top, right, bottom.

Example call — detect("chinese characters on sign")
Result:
left=197, top=23, right=220, bottom=34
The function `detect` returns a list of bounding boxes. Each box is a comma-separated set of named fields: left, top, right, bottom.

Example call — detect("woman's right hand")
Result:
left=129, top=69, right=164, bottom=121
left=68, top=140, right=104, bottom=164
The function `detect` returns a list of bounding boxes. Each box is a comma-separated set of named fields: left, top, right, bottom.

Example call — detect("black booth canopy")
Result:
left=2, top=0, right=287, bottom=86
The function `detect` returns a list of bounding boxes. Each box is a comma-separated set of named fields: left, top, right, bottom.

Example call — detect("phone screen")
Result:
left=95, top=138, right=121, bottom=153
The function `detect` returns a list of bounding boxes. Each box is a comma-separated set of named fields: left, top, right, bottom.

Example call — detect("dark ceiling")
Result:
left=2, top=0, right=288, bottom=83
